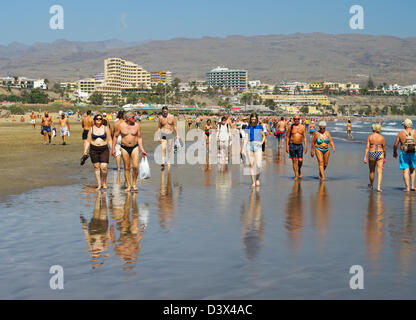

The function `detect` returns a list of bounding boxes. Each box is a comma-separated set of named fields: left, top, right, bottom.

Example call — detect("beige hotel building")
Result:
left=96, top=58, right=151, bottom=103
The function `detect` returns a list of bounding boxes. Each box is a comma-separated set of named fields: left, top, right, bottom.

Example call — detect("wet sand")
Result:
left=0, top=124, right=415, bottom=299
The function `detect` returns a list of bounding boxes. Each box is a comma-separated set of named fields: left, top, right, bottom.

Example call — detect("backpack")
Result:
left=403, top=130, right=416, bottom=154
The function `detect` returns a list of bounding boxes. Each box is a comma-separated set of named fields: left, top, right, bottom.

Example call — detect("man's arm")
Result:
left=393, top=133, right=401, bottom=158
left=303, top=126, right=307, bottom=153
left=112, top=124, right=121, bottom=155
left=173, top=116, right=178, bottom=138
left=83, top=129, right=92, bottom=155
left=137, top=124, right=147, bottom=157
left=67, top=119, right=70, bottom=131
left=105, top=126, right=112, bottom=149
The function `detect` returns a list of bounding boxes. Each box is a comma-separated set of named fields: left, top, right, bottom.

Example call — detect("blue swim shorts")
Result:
left=42, top=126, right=51, bottom=133
left=289, top=143, right=303, bottom=159
left=399, top=150, right=416, bottom=169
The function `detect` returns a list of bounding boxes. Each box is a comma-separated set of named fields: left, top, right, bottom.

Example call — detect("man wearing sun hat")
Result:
left=393, top=118, right=416, bottom=191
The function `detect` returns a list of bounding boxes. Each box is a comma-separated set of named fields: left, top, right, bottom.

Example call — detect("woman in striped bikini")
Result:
left=311, top=121, right=336, bottom=181
left=364, top=123, right=386, bottom=192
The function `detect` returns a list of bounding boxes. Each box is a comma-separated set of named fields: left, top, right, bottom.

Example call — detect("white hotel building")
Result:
left=206, top=67, right=248, bottom=90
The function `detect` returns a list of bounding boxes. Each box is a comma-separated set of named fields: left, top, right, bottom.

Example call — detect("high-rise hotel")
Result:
left=206, top=67, right=248, bottom=90
left=96, top=58, right=151, bottom=103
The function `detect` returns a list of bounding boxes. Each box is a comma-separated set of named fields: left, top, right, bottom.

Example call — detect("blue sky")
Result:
left=2, top=0, right=416, bottom=45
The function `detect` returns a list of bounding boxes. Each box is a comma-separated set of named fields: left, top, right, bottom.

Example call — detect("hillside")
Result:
left=1, top=33, right=416, bottom=85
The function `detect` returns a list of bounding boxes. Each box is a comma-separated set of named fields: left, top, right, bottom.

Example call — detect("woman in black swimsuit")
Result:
left=204, top=119, right=214, bottom=146
left=363, top=123, right=386, bottom=192
left=83, top=114, right=113, bottom=190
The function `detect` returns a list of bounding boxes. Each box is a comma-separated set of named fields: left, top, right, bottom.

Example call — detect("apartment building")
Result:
left=206, top=67, right=248, bottom=90
left=96, top=58, right=151, bottom=103
left=150, top=71, right=172, bottom=86
left=78, top=77, right=104, bottom=94
left=260, top=94, right=331, bottom=106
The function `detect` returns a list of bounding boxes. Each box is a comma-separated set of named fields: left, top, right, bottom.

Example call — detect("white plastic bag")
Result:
left=139, top=157, right=151, bottom=179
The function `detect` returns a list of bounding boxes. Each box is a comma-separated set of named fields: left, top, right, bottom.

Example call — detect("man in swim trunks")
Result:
left=30, top=112, right=36, bottom=129
left=157, top=106, right=178, bottom=169
left=82, top=110, right=94, bottom=150
left=41, top=111, right=54, bottom=144
left=112, top=111, right=147, bottom=192
left=276, top=117, right=287, bottom=148
left=393, top=118, right=416, bottom=192
left=59, top=113, right=70, bottom=145
left=286, top=114, right=307, bottom=180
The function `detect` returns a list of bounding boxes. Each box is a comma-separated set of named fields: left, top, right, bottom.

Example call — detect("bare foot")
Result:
left=132, top=186, right=139, bottom=192
left=95, top=186, right=101, bottom=191
left=251, top=183, right=256, bottom=187
left=298, top=173, right=302, bottom=178
left=102, top=185, right=107, bottom=189
left=376, top=189, right=382, bottom=192
left=256, top=180, right=260, bottom=186
left=125, top=187, right=131, bottom=192
left=321, top=177, right=326, bottom=181
left=404, top=189, right=410, bottom=192
left=294, top=176, right=298, bottom=180
left=368, top=184, right=373, bottom=190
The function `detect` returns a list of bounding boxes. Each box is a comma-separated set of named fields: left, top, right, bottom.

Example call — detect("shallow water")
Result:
left=0, top=136, right=415, bottom=299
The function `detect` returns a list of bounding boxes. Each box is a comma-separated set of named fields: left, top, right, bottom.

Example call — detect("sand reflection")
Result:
left=364, top=191, right=385, bottom=265
left=285, top=180, right=304, bottom=251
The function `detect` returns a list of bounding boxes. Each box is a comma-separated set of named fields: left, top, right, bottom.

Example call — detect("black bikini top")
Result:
left=91, top=127, right=106, bottom=140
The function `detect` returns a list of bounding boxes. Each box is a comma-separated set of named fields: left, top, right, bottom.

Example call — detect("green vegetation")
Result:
left=0, top=89, right=49, bottom=104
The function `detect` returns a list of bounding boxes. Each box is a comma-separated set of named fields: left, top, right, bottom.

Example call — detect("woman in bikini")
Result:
left=204, top=119, right=214, bottom=146
left=311, top=121, right=336, bottom=181
left=363, top=123, right=386, bottom=192
left=83, top=114, right=113, bottom=190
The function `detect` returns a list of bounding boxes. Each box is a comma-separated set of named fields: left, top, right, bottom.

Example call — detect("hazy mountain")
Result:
left=1, top=33, right=416, bottom=85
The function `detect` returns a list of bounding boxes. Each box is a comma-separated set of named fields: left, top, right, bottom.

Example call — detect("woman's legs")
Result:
left=368, top=159, right=376, bottom=189
left=254, top=150, right=263, bottom=186
left=248, top=150, right=256, bottom=186
left=100, top=163, right=108, bottom=189
left=315, top=149, right=325, bottom=180
left=376, top=157, right=384, bottom=191
left=93, top=163, right=102, bottom=190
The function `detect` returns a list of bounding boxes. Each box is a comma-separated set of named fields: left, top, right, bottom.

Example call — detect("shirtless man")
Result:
left=286, top=115, right=307, bottom=180
left=393, top=119, right=416, bottom=192
left=59, top=113, right=70, bottom=145
left=158, top=106, right=178, bottom=170
left=112, top=111, right=147, bottom=192
left=41, top=111, right=54, bottom=144
left=276, top=117, right=288, bottom=148
left=30, top=112, right=36, bottom=129
left=112, top=110, right=125, bottom=172
left=82, top=110, right=94, bottom=150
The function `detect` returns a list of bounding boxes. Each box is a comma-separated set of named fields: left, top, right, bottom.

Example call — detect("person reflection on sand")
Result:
left=80, top=191, right=111, bottom=269
left=364, top=191, right=385, bottom=265
left=240, top=187, right=264, bottom=260
left=157, top=167, right=178, bottom=230
left=202, top=151, right=213, bottom=186
left=285, top=180, right=304, bottom=251
left=109, top=192, right=145, bottom=271
left=310, top=181, right=331, bottom=244
left=393, top=193, right=415, bottom=276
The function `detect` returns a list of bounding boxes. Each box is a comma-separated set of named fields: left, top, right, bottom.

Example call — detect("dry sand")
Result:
left=0, top=114, right=159, bottom=198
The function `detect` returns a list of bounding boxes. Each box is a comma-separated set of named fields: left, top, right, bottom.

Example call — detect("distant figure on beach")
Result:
left=364, top=123, right=386, bottom=192
left=217, top=116, right=232, bottom=164
left=347, top=120, right=353, bottom=139
left=83, top=114, right=112, bottom=190
left=243, top=113, right=266, bottom=187
left=30, top=112, right=36, bottom=128
left=195, top=116, right=202, bottom=129
left=393, top=119, right=416, bottom=192
left=59, top=113, right=70, bottom=145
left=204, top=118, right=214, bottom=146
left=157, top=106, right=178, bottom=170
left=311, top=121, right=335, bottom=181
left=41, top=111, right=53, bottom=144
left=286, top=115, right=307, bottom=180
left=112, top=110, right=125, bottom=172
left=309, top=121, right=316, bottom=142
left=82, top=110, right=94, bottom=150
left=112, top=111, right=147, bottom=192
left=187, top=117, right=193, bottom=129
left=275, top=117, right=287, bottom=148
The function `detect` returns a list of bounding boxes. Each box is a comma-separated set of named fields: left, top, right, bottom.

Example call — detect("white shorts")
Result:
left=60, top=126, right=69, bottom=136
left=115, top=135, right=122, bottom=157
left=30, top=119, right=35, bottom=124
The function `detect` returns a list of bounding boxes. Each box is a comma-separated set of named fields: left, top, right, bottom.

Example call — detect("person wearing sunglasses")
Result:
left=83, top=114, right=112, bottom=190
left=112, top=111, right=147, bottom=192
left=311, top=121, right=335, bottom=181
left=286, top=115, right=307, bottom=180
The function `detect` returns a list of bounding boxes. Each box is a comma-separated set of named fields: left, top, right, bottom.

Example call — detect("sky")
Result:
left=2, top=0, right=416, bottom=45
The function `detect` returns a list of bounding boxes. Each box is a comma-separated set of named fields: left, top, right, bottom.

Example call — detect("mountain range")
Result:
left=1, top=33, right=416, bottom=85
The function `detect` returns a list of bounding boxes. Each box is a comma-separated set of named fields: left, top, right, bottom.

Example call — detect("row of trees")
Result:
left=0, top=89, right=49, bottom=104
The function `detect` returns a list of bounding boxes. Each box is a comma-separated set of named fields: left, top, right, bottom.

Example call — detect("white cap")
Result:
left=402, top=119, right=413, bottom=127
